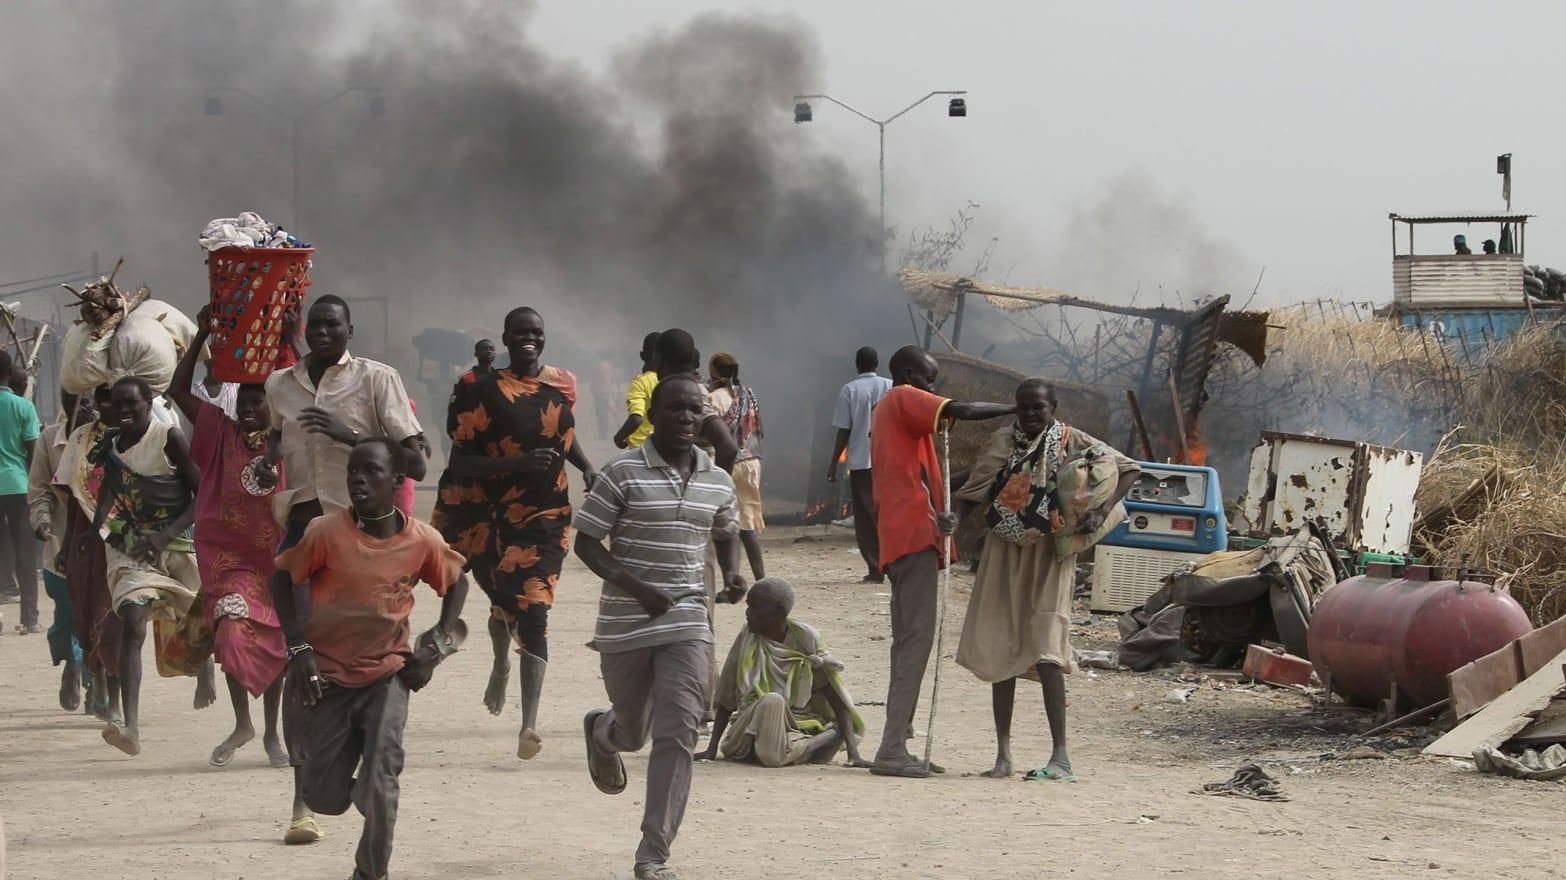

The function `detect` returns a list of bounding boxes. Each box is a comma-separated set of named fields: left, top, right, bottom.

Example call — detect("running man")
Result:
left=277, top=438, right=467, bottom=880
left=433, top=306, right=595, bottom=760
left=170, top=311, right=289, bottom=769
left=254, top=293, right=425, bottom=845
left=576, top=375, right=746, bottom=880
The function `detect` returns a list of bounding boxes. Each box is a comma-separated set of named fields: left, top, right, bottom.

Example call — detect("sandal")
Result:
left=635, top=863, right=683, bottom=880
left=1023, top=766, right=1078, bottom=782
left=284, top=815, right=322, bottom=845
left=868, top=754, right=932, bottom=779
left=583, top=710, right=626, bottom=795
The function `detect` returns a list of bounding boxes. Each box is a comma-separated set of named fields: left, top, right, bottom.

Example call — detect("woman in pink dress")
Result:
left=393, top=399, right=430, bottom=518
left=171, top=311, right=288, bottom=768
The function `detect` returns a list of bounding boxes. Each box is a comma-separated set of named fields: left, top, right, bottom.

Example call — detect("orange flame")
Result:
left=1185, top=429, right=1208, bottom=467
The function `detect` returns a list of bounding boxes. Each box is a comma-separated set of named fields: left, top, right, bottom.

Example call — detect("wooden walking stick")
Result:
left=922, top=421, right=953, bottom=767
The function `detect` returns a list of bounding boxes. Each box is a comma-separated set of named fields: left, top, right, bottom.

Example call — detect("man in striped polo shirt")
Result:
left=575, top=374, right=745, bottom=880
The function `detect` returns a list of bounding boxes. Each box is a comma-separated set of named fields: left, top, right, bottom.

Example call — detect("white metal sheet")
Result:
left=1357, top=445, right=1424, bottom=554
left=1267, top=437, right=1356, bottom=539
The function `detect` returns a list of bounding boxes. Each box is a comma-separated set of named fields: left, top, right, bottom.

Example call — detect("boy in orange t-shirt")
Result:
left=868, top=345, right=1014, bottom=779
left=276, top=438, right=467, bottom=880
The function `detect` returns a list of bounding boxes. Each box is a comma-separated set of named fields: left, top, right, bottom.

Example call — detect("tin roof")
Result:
left=1389, top=212, right=1534, bottom=225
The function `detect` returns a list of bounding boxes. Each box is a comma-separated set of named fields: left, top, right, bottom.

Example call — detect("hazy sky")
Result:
left=532, top=0, right=1559, bottom=306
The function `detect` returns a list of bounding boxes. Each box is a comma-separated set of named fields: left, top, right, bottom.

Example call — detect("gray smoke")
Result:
left=1, top=1, right=895, bottom=499
left=1049, top=171, right=1254, bottom=304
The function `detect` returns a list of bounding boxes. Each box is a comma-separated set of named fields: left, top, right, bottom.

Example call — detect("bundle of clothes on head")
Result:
left=199, top=212, right=311, bottom=251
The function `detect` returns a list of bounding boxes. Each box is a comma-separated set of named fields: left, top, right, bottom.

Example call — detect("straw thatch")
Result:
left=1402, top=321, right=1566, bottom=624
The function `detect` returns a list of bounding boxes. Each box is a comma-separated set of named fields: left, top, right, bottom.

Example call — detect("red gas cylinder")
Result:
left=1308, top=565, right=1532, bottom=709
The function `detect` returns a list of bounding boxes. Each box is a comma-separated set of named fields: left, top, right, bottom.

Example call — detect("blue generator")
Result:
left=1091, top=463, right=1226, bottom=612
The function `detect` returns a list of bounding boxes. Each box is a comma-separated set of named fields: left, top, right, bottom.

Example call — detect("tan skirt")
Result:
left=955, top=533, right=1075, bottom=683
left=732, top=458, right=765, bottom=531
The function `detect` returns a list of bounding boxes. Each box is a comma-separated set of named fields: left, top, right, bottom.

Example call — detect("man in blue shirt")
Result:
left=0, top=352, right=41, bottom=633
left=826, top=347, right=892, bottom=583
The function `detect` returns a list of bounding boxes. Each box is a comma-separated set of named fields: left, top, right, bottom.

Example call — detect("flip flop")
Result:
left=583, top=710, right=626, bottom=795
left=1023, top=766, right=1078, bottom=782
left=284, top=815, right=322, bottom=845
left=210, top=744, right=240, bottom=767
left=868, top=755, right=932, bottom=779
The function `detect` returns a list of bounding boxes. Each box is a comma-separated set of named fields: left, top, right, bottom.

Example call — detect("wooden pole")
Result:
left=1125, top=389, right=1156, bottom=461
left=1363, top=698, right=1450, bottom=737
left=1166, top=370, right=1191, bottom=464
left=950, top=291, right=967, bottom=351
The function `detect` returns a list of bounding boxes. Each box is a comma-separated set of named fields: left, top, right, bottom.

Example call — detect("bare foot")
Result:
left=517, top=727, right=542, bottom=760
left=484, top=662, right=510, bottom=716
left=193, top=674, right=217, bottom=711
left=1045, top=753, right=1073, bottom=777
left=102, top=722, right=141, bottom=756
left=210, top=727, right=255, bottom=767
left=980, top=758, right=1014, bottom=779
left=263, top=735, right=290, bottom=768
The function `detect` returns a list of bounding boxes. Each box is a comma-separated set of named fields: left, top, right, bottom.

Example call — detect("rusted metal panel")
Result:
left=1355, top=444, right=1425, bottom=554
left=1169, top=295, right=1228, bottom=425
left=1241, top=432, right=1422, bottom=553
left=1391, top=254, right=1523, bottom=308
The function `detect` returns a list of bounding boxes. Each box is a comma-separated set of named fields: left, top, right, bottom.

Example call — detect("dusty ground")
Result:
left=1, top=525, right=1561, bottom=880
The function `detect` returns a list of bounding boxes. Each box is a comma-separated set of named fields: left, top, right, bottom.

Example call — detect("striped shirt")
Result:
left=574, top=442, right=738, bottom=653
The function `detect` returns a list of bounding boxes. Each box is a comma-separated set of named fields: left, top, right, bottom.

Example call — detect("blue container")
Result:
left=1102, top=463, right=1226, bottom=553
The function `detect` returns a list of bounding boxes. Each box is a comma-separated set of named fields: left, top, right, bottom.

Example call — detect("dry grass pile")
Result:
left=1411, top=322, right=1566, bottom=623
left=1460, top=322, right=1566, bottom=440
left=1415, top=435, right=1566, bottom=624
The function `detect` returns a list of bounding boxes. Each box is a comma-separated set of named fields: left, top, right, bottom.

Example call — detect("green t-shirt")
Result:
left=0, top=388, right=40, bottom=496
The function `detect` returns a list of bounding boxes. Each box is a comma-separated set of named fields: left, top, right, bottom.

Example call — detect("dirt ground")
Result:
left=1, top=525, right=1561, bottom=880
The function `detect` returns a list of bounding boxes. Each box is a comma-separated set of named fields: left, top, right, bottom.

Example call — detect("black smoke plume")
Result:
left=1, top=1, right=896, bottom=498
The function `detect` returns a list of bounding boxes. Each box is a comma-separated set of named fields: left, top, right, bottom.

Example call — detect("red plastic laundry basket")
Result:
left=205, top=247, right=313, bottom=383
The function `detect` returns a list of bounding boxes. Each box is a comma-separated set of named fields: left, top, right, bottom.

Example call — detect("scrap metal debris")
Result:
left=1198, top=763, right=1290, bottom=802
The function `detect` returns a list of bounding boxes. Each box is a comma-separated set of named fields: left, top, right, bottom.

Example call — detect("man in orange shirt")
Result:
left=275, top=438, right=467, bottom=880
left=869, top=345, right=1014, bottom=779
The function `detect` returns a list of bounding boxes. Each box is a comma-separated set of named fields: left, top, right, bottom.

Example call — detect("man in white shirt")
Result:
left=826, top=347, right=892, bottom=583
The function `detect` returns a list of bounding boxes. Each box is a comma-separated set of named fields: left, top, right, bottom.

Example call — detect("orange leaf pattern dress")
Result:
left=431, top=365, right=576, bottom=658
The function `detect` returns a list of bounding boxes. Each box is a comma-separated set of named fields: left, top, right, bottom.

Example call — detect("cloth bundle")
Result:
left=60, top=299, right=197, bottom=395
left=199, top=211, right=310, bottom=252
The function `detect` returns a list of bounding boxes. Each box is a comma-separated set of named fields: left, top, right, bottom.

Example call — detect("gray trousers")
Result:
left=876, top=549, right=939, bottom=761
left=593, top=639, right=711, bottom=868
left=848, top=469, right=880, bottom=577
left=290, top=674, right=410, bottom=880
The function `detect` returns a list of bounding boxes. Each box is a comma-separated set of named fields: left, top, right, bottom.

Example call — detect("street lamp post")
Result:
left=792, top=90, right=967, bottom=269
left=204, top=87, right=384, bottom=232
